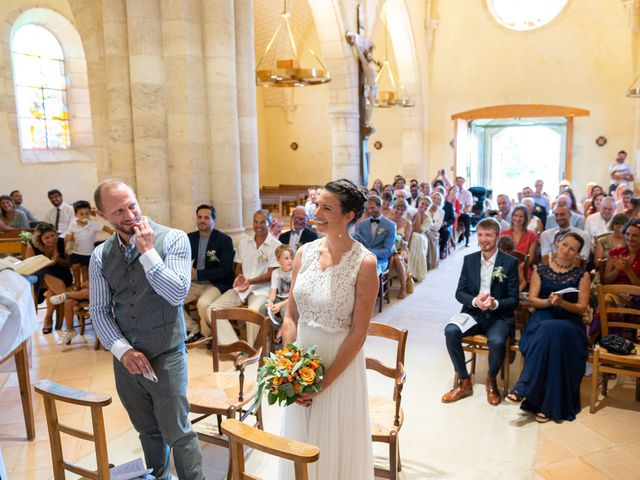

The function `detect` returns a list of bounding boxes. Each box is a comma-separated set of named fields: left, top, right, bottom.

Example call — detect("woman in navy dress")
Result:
left=507, top=232, right=591, bottom=422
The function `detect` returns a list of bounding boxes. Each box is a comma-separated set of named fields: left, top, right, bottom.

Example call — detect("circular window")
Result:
left=487, top=0, right=568, bottom=31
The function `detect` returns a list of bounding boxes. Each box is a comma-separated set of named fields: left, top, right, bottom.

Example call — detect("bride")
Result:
left=278, top=179, right=378, bottom=480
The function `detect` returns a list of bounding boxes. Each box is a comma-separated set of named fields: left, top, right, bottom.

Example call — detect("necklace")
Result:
left=551, top=257, right=572, bottom=269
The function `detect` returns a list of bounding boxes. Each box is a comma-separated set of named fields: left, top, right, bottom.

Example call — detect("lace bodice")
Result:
left=294, top=239, right=371, bottom=333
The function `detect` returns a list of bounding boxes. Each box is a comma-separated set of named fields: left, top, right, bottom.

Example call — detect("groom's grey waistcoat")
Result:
left=101, top=221, right=185, bottom=359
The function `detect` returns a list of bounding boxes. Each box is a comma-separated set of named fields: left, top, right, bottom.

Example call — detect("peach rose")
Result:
left=299, top=366, right=316, bottom=384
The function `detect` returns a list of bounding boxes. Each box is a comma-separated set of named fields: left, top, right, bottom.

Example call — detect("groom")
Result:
left=442, top=218, right=519, bottom=406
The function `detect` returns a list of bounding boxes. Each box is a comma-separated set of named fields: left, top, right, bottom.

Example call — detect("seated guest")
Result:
left=304, top=187, right=319, bottom=219
left=419, top=181, right=432, bottom=198
left=382, top=184, right=394, bottom=196
left=0, top=195, right=29, bottom=230
left=583, top=186, right=604, bottom=216
left=432, top=168, right=452, bottom=190
left=497, top=236, right=527, bottom=292
left=584, top=196, right=616, bottom=240
left=10, top=190, right=38, bottom=225
left=540, top=205, right=591, bottom=260
left=521, top=197, right=543, bottom=235
left=381, top=192, right=394, bottom=218
left=615, top=187, right=633, bottom=214
left=602, top=218, right=640, bottom=286
left=506, top=232, right=590, bottom=422
left=594, top=213, right=628, bottom=265
left=261, top=245, right=294, bottom=344
left=184, top=204, right=234, bottom=343
left=394, top=189, right=417, bottom=218
left=393, top=176, right=411, bottom=197
left=409, top=196, right=432, bottom=282
left=501, top=205, right=537, bottom=261
left=546, top=194, right=585, bottom=230
left=25, top=223, right=72, bottom=333
left=624, top=196, right=640, bottom=219
left=407, top=183, right=421, bottom=209
left=371, top=178, right=384, bottom=193
left=389, top=199, right=412, bottom=299
left=210, top=209, right=280, bottom=345
left=49, top=285, right=90, bottom=346
left=442, top=218, right=519, bottom=406
left=584, top=192, right=605, bottom=218
left=496, top=194, right=513, bottom=229
left=279, top=205, right=318, bottom=252
left=355, top=195, right=396, bottom=274
left=44, top=188, right=75, bottom=236
left=269, top=217, right=283, bottom=238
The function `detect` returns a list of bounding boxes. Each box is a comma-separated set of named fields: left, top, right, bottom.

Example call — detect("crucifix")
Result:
left=346, top=3, right=378, bottom=186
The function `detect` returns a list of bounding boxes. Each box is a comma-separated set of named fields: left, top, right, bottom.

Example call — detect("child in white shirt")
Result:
left=64, top=200, right=112, bottom=287
left=261, top=245, right=293, bottom=346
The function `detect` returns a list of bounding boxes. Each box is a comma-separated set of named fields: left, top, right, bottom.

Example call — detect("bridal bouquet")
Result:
left=257, top=343, right=325, bottom=407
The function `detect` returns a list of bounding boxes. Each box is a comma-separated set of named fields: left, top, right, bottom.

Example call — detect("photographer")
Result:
left=432, top=168, right=452, bottom=190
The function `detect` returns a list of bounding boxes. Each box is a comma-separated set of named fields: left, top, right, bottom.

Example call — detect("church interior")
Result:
left=2, top=0, right=640, bottom=479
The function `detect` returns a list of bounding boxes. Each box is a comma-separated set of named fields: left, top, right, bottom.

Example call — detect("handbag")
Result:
left=599, top=334, right=637, bottom=355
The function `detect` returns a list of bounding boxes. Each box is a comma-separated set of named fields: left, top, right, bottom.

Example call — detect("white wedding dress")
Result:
left=277, top=239, right=374, bottom=480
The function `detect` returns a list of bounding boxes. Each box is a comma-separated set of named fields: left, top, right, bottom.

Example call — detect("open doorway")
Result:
left=472, top=118, right=566, bottom=199
left=452, top=104, right=589, bottom=199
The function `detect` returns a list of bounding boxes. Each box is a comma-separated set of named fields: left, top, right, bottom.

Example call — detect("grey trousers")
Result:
left=113, top=347, right=204, bottom=480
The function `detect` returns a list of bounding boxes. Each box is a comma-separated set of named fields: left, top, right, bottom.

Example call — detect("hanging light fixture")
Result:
left=256, top=0, right=330, bottom=87
left=375, top=1, right=414, bottom=108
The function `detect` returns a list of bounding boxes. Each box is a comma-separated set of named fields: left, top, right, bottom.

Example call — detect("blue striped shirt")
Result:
left=89, top=227, right=191, bottom=360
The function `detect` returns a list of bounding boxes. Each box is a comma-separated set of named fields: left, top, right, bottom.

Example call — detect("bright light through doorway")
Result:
left=491, top=125, right=562, bottom=201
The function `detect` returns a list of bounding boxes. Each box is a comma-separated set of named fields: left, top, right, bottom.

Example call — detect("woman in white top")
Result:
left=279, top=179, right=377, bottom=480
left=521, top=197, right=543, bottom=235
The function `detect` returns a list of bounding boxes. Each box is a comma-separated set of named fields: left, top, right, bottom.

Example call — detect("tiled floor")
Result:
left=1, top=240, right=640, bottom=479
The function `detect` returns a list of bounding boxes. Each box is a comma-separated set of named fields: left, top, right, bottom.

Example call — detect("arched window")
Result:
left=487, top=0, right=568, bottom=31
left=11, top=24, right=70, bottom=149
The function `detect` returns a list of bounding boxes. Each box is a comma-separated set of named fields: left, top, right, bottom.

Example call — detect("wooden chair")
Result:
left=378, top=269, right=391, bottom=312
left=590, top=284, right=640, bottom=413
left=187, top=307, right=269, bottom=472
left=366, top=322, right=408, bottom=480
left=454, top=335, right=512, bottom=396
left=221, top=418, right=319, bottom=480
left=34, top=379, right=112, bottom=480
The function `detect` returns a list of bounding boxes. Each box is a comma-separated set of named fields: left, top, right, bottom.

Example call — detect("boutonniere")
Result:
left=377, top=226, right=387, bottom=236
left=295, top=242, right=302, bottom=251
left=206, top=250, right=219, bottom=262
left=492, top=266, right=507, bottom=283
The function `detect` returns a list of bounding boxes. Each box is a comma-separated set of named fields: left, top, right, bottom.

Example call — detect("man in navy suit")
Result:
left=442, top=218, right=519, bottom=406
left=184, top=204, right=234, bottom=343
left=355, top=195, right=396, bottom=273
left=278, top=205, right=318, bottom=251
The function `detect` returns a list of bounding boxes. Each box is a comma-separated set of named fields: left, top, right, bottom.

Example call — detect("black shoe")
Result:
left=206, top=340, right=212, bottom=350
left=185, top=332, right=204, bottom=344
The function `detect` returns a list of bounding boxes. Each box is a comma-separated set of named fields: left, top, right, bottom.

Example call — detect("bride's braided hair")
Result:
left=323, top=179, right=367, bottom=225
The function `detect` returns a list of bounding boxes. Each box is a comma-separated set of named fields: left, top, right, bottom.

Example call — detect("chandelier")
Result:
left=256, top=0, right=330, bottom=88
left=374, top=1, right=414, bottom=107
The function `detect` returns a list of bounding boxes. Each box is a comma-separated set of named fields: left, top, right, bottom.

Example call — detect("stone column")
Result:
left=102, top=0, right=136, bottom=185
left=202, top=0, right=244, bottom=237
left=402, top=95, right=425, bottom=180
left=235, top=0, right=261, bottom=230
left=161, top=0, right=208, bottom=232
left=125, top=0, right=171, bottom=224
left=328, top=110, right=361, bottom=182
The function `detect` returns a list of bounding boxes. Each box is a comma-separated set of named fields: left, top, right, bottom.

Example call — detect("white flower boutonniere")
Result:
left=206, top=250, right=219, bottom=262
left=492, top=266, right=507, bottom=283
left=377, top=227, right=387, bottom=236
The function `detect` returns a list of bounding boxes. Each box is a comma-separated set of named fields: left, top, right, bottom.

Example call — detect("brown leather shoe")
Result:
left=442, top=378, right=473, bottom=403
left=486, top=377, right=501, bottom=406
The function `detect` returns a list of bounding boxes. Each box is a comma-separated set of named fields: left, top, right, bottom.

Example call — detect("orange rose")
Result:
left=272, top=376, right=283, bottom=386
left=310, top=360, right=320, bottom=370
left=299, top=366, right=316, bottom=384
left=294, top=383, right=302, bottom=394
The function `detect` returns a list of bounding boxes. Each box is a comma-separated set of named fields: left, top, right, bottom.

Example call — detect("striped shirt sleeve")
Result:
left=89, top=243, right=128, bottom=354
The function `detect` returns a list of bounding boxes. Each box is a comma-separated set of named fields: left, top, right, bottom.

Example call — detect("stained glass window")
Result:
left=12, top=25, right=70, bottom=149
